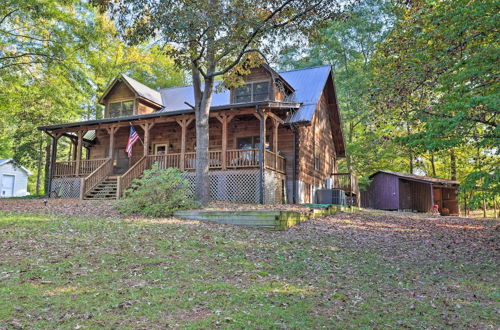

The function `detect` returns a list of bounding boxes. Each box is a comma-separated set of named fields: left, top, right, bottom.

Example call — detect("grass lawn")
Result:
left=0, top=209, right=498, bottom=328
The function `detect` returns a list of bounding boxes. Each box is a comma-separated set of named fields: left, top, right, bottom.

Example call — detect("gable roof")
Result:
left=158, top=65, right=333, bottom=125
left=370, top=171, right=459, bottom=186
left=98, top=74, right=163, bottom=107
left=0, top=158, right=32, bottom=175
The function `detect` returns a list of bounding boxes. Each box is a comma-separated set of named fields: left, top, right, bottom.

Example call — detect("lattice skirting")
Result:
left=182, top=169, right=286, bottom=204
left=182, top=169, right=261, bottom=204
left=50, top=177, right=81, bottom=198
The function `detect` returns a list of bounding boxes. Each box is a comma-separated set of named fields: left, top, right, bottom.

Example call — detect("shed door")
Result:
left=1, top=175, right=15, bottom=197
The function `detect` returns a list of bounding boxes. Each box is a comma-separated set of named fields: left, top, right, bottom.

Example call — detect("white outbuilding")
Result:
left=0, top=159, right=31, bottom=197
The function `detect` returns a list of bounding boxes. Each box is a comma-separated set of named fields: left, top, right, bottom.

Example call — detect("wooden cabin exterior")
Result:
left=361, top=171, right=460, bottom=215
left=39, top=65, right=353, bottom=204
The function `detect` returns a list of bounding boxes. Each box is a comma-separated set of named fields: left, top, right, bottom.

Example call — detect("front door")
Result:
left=1, top=175, right=15, bottom=197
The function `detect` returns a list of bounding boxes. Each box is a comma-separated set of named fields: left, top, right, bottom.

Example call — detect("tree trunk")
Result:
left=483, top=195, right=487, bottom=218
left=431, top=153, right=436, bottom=176
left=36, top=135, right=43, bottom=195
left=450, top=149, right=457, bottom=180
left=192, top=60, right=215, bottom=205
left=407, top=124, right=413, bottom=174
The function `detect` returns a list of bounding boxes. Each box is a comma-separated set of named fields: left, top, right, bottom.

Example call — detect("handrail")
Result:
left=117, top=156, right=149, bottom=198
left=79, top=158, right=107, bottom=176
left=82, top=158, right=113, bottom=197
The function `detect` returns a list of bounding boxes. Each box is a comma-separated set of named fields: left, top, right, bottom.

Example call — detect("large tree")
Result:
left=95, top=0, right=353, bottom=204
left=0, top=0, right=184, bottom=194
left=372, top=0, right=499, bottom=201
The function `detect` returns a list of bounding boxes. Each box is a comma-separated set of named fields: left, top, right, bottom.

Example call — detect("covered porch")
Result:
left=42, top=106, right=290, bottom=202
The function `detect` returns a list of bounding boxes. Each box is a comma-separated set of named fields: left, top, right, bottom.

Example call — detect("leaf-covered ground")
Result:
left=0, top=207, right=498, bottom=328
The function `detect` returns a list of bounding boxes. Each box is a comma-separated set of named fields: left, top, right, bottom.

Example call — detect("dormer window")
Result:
left=108, top=100, right=134, bottom=118
left=234, top=81, right=270, bottom=103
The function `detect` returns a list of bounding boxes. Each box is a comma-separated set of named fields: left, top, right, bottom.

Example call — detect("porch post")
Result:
left=75, top=130, right=83, bottom=176
left=140, top=122, right=154, bottom=157
left=177, top=117, right=194, bottom=170
left=106, top=126, right=118, bottom=160
left=273, top=118, right=279, bottom=169
left=255, top=109, right=267, bottom=204
left=217, top=114, right=234, bottom=170
left=47, top=132, right=62, bottom=196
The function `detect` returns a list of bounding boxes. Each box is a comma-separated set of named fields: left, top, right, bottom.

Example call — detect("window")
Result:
left=234, top=81, right=270, bottom=103
left=108, top=100, right=134, bottom=118
left=236, top=136, right=270, bottom=150
left=234, top=84, right=252, bottom=103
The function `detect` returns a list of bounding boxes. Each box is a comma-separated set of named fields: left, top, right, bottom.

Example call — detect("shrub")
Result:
left=117, top=163, right=197, bottom=217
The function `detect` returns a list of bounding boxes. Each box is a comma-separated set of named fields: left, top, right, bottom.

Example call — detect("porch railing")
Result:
left=147, top=153, right=181, bottom=169
left=117, top=156, right=148, bottom=198
left=81, top=158, right=113, bottom=196
left=53, top=161, right=76, bottom=177
left=53, top=158, right=107, bottom=177
left=227, top=148, right=260, bottom=168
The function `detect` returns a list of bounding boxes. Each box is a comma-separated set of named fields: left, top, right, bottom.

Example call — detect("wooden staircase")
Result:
left=83, top=176, right=118, bottom=200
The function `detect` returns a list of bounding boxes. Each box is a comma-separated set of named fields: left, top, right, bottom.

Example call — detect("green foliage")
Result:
left=0, top=1, right=185, bottom=194
left=118, top=164, right=196, bottom=217
left=372, top=0, right=499, bottom=200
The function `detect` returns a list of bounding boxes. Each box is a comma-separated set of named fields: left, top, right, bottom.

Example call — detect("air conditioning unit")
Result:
left=315, top=189, right=346, bottom=205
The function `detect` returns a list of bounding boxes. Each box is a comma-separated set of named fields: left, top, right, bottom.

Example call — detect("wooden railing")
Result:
left=117, top=156, right=149, bottom=198
left=184, top=152, right=196, bottom=170
left=147, top=153, right=181, bottom=169
left=276, top=154, right=286, bottom=174
left=53, top=161, right=76, bottom=177
left=227, top=148, right=260, bottom=168
left=208, top=150, right=222, bottom=169
left=82, top=158, right=113, bottom=196
left=54, top=158, right=108, bottom=177
left=265, top=150, right=276, bottom=170
left=79, top=158, right=107, bottom=176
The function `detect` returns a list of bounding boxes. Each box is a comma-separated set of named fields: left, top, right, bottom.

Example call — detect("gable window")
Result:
left=108, top=100, right=134, bottom=118
left=234, top=81, right=270, bottom=103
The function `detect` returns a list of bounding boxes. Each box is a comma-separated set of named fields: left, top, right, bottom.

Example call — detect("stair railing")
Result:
left=116, top=156, right=149, bottom=198
left=81, top=158, right=113, bottom=198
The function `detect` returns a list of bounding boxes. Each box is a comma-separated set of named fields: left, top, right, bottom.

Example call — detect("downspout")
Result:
left=256, top=105, right=264, bottom=204
left=44, top=130, right=57, bottom=197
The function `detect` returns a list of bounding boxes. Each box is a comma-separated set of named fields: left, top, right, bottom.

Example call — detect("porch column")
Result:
left=75, top=130, right=84, bottom=176
left=140, top=122, right=155, bottom=157
left=272, top=118, right=279, bottom=169
left=106, top=126, right=119, bottom=160
left=48, top=132, right=62, bottom=195
left=216, top=114, right=234, bottom=170
left=177, top=117, right=194, bottom=170
left=254, top=110, right=267, bottom=204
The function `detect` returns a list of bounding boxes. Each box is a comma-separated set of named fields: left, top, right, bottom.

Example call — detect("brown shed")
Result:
left=361, top=171, right=460, bottom=215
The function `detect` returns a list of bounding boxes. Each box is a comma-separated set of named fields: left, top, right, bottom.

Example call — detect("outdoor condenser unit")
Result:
left=315, top=189, right=347, bottom=205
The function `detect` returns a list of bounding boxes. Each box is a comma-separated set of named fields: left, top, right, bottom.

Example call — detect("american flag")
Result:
left=125, top=125, right=139, bottom=157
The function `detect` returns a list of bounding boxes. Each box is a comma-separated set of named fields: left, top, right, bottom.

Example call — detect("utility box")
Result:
left=316, top=189, right=347, bottom=205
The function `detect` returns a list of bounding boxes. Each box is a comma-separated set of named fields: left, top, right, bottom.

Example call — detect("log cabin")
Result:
left=38, top=64, right=356, bottom=204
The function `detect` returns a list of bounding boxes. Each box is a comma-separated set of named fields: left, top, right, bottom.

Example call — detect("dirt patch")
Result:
left=0, top=198, right=120, bottom=218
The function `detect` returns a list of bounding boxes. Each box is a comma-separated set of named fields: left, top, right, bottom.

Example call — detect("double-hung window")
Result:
left=234, top=81, right=270, bottom=103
